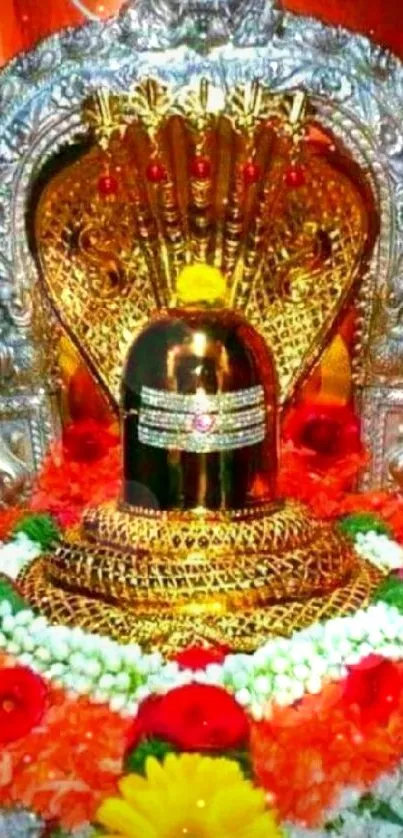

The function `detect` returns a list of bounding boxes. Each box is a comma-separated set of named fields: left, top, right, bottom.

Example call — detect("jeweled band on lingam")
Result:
left=137, top=384, right=266, bottom=452
left=19, top=265, right=382, bottom=653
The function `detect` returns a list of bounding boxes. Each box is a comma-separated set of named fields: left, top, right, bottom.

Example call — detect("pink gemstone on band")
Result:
left=192, top=413, right=216, bottom=433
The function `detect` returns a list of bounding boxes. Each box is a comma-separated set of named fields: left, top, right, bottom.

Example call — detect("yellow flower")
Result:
left=96, top=753, right=283, bottom=838
left=176, top=264, right=228, bottom=306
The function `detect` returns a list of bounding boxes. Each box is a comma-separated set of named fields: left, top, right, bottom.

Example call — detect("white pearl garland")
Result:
left=1, top=596, right=403, bottom=720
left=355, top=531, right=403, bottom=571
left=0, top=533, right=41, bottom=580
left=0, top=530, right=403, bottom=719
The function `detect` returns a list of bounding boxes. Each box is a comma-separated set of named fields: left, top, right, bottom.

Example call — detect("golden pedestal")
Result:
left=19, top=501, right=381, bottom=654
left=21, top=79, right=381, bottom=654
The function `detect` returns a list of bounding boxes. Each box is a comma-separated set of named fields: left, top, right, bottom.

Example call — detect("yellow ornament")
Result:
left=96, top=753, right=283, bottom=838
left=58, top=334, right=80, bottom=379
left=318, top=334, right=352, bottom=406
left=176, top=264, right=228, bottom=306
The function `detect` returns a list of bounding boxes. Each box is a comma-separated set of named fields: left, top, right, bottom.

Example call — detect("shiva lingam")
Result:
left=19, top=265, right=381, bottom=652
left=19, top=79, right=381, bottom=652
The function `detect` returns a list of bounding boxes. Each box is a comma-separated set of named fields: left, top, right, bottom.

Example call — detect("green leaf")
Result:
left=324, top=815, right=344, bottom=833
left=124, top=738, right=252, bottom=780
left=356, top=793, right=403, bottom=827
left=222, top=748, right=253, bottom=779
left=372, top=575, right=403, bottom=612
left=0, top=575, right=28, bottom=613
left=12, top=513, right=61, bottom=551
left=373, top=801, right=403, bottom=827
left=356, top=793, right=378, bottom=814
left=337, top=512, right=391, bottom=540
left=124, top=738, right=177, bottom=775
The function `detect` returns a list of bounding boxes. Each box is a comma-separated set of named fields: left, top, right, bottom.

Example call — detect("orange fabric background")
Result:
left=1, top=0, right=403, bottom=66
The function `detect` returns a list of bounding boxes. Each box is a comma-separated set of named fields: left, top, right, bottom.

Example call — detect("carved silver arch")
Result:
left=1, top=0, right=403, bottom=493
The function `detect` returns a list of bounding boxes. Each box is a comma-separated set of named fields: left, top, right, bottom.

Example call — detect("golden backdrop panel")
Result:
left=33, top=83, right=374, bottom=409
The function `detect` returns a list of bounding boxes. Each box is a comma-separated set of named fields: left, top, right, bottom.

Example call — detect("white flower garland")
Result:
left=2, top=596, right=403, bottom=719
left=287, top=817, right=403, bottom=837
left=0, top=533, right=41, bottom=580
left=286, top=764, right=403, bottom=836
left=355, top=531, right=403, bottom=572
left=0, top=528, right=402, bottom=836
left=0, top=528, right=402, bottom=718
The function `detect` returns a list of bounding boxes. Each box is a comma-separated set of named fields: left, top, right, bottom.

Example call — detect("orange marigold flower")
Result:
left=30, top=437, right=121, bottom=526
left=0, top=507, right=26, bottom=542
left=0, top=654, right=131, bottom=829
left=251, top=670, right=403, bottom=827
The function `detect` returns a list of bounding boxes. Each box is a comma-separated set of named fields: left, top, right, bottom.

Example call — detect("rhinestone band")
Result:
left=139, top=405, right=266, bottom=432
left=138, top=424, right=265, bottom=452
left=138, top=384, right=266, bottom=452
left=140, top=384, right=264, bottom=411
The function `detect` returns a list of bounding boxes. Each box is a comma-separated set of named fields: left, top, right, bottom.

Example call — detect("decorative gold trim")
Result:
left=19, top=556, right=382, bottom=654
left=35, top=79, right=370, bottom=409
left=18, top=499, right=382, bottom=652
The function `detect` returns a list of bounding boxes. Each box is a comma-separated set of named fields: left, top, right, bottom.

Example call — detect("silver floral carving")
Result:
left=118, top=0, right=283, bottom=51
left=0, top=0, right=403, bottom=489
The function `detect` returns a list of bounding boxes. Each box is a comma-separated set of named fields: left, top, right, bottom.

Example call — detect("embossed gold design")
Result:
left=35, top=79, right=370, bottom=408
left=18, top=501, right=382, bottom=652
left=128, top=78, right=173, bottom=145
left=84, top=89, right=127, bottom=150
left=19, top=553, right=382, bottom=654
left=177, top=79, right=222, bottom=139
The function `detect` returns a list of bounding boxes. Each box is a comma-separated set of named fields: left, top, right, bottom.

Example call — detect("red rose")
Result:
left=127, top=684, right=249, bottom=752
left=63, top=419, right=119, bottom=463
left=282, top=402, right=361, bottom=465
left=343, top=655, right=402, bottom=725
left=0, top=667, right=48, bottom=743
left=174, top=643, right=229, bottom=671
left=67, top=366, right=114, bottom=424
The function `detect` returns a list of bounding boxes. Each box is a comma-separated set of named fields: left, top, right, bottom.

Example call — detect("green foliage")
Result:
left=337, top=512, right=391, bottom=540
left=325, top=793, right=403, bottom=833
left=12, top=513, right=61, bottom=550
left=124, top=738, right=177, bottom=775
left=124, top=737, right=252, bottom=780
left=0, top=575, right=27, bottom=613
left=357, top=793, right=403, bottom=826
left=372, top=574, right=403, bottom=612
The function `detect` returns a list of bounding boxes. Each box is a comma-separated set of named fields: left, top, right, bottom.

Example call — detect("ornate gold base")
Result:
left=18, top=499, right=383, bottom=654
left=41, top=500, right=359, bottom=613
left=20, top=556, right=381, bottom=654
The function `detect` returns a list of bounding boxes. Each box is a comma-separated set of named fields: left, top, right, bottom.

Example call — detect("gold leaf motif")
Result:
left=128, top=78, right=173, bottom=143
left=83, top=89, right=127, bottom=150
left=279, top=90, right=310, bottom=145
left=225, top=80, right=280, bottom=137
left=176, top=78, right=223, bottom=137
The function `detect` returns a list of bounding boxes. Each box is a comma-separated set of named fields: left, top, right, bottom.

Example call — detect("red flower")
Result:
left=30, top=441, right=121, bottom=527
left=0, top=667, right=48, bottom=743
left=67, top=366, right=114, bottom=425
left=127, top=684, right=249, bottom=752
left=282, top=402, right=361, bottom=465
left=62, top=419, right=119, bottom=464
left=343, top=655, right=402, bottom=725
left=174, top=643, right=230, bottom=671
left=0, top=507, right=26, bottom=541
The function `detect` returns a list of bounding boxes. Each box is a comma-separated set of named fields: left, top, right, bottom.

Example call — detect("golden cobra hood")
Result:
left=32, top=79, right=376, bottom=413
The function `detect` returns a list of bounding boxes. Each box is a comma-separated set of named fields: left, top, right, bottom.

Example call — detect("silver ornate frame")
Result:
left=1, top=0, right=403, bottom=494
